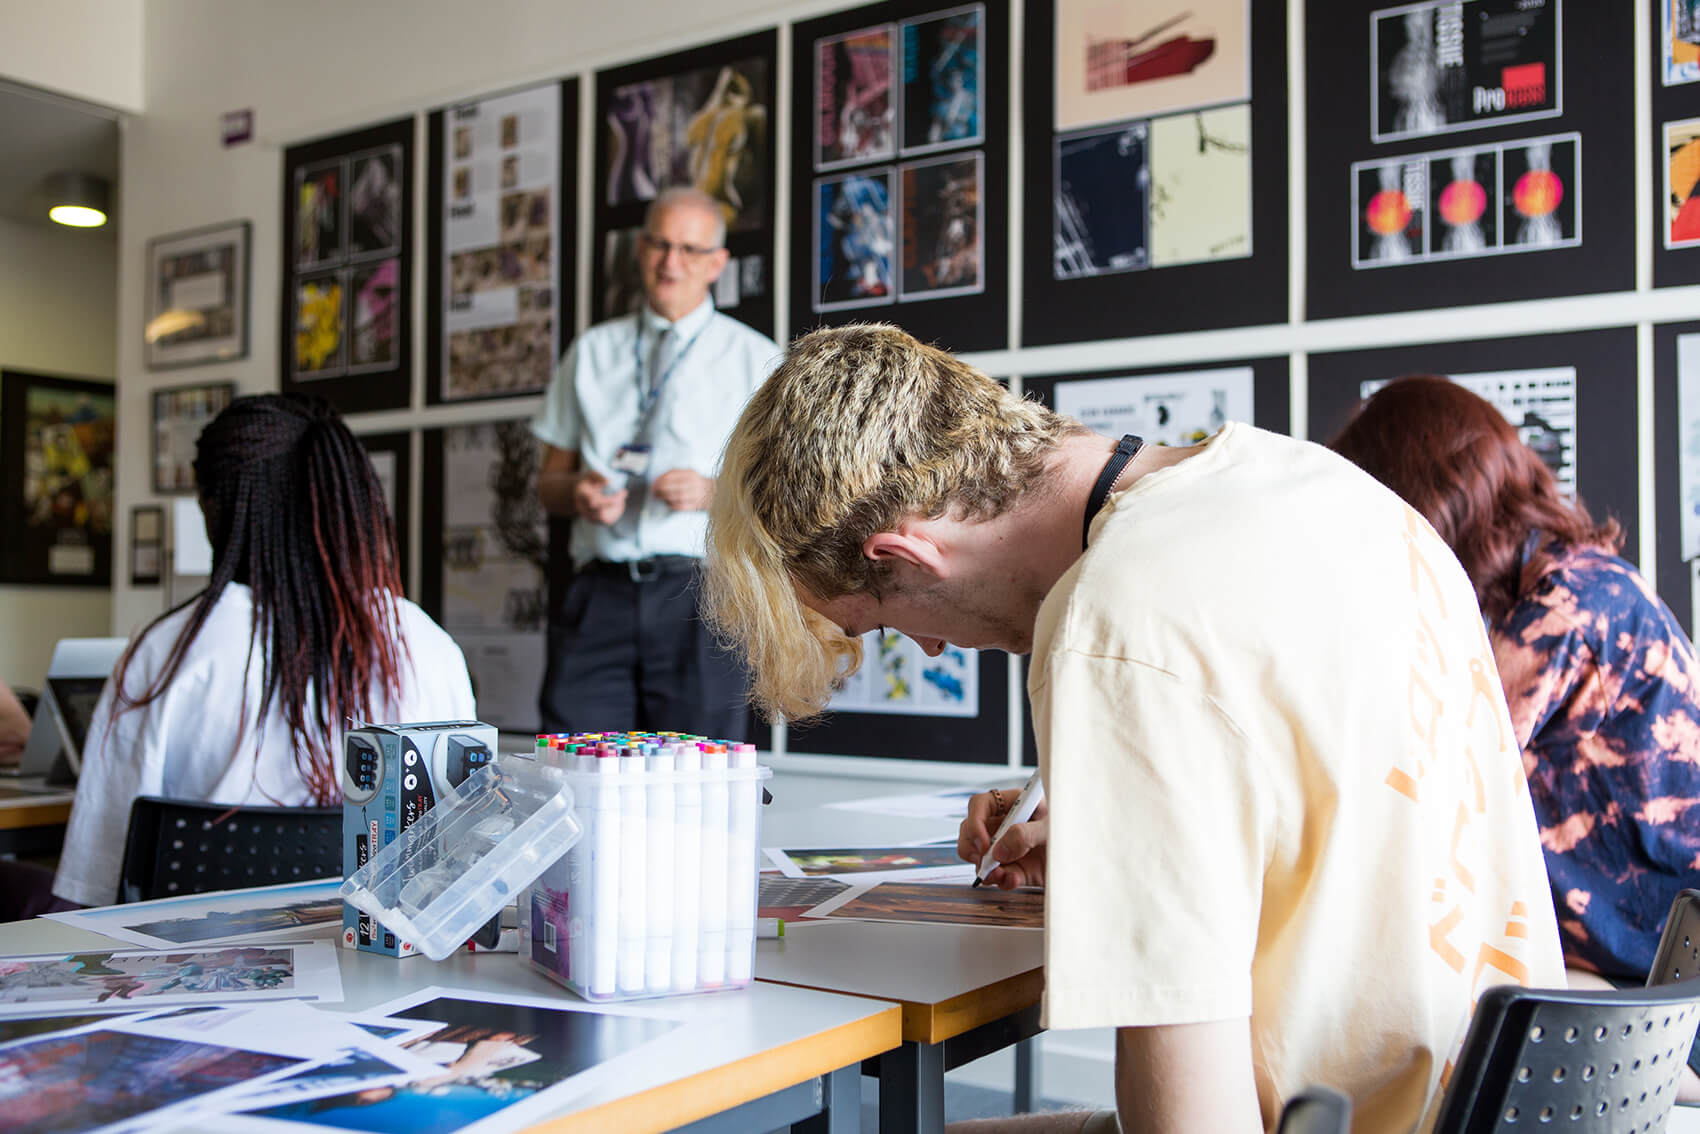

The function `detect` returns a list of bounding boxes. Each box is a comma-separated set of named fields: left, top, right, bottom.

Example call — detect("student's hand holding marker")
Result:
left=957, top=784, right=1049, bottom=890
left=573, top=470, right=628, bottom=524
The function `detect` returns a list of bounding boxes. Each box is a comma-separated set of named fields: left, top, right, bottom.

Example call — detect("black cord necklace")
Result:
left=1082, top=434, right=1145, bottom=551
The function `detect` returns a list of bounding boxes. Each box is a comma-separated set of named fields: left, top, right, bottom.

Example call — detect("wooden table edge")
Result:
left=0, top=799, right=74, bottom=831
left=520, top=999, right=903, bottom=1134
left=758, top=966, right=1045, bottom=1046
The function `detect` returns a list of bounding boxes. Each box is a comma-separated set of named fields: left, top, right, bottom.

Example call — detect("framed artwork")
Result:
left=1021, top=0, right=1287, bottom=345
left=357, top=430, right=413, bottom=593
left=425, top=79, right=579, bottom=405
left=1653, top=319, right=1700, bottom=637
left=791, top=0, right=1010, bottom=353
left=151, top=381, right=235, bottom=495
left=1306, top=1, right=1631, bottom=317
left=1653, top=0, right=1700, bottom=287
left=280, top=117, right=415, bottom=414
left=145, top=220, right=251, bottom=370
left=592, top=30, right=779, bottom=337
left=420, top=420, right=548, bottom=733
left=0, top=370, right=116, bottom=587
left=130, top=505, right=164, bottom=587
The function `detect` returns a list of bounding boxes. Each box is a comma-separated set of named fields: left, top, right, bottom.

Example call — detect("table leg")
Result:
left=1014, top=1036, right=1041, bottom=1113
left=878, top=1040, right=946, bottom=1134
left=791, top=1064, right=859, bottom=1134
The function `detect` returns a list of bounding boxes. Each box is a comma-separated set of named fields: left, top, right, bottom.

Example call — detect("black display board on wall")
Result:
left=1653, top=320, right=1698, bottom=637
left=425, top=80, right=579, bottom=406
left=1018, top=356, right=1291, bottom=765
left=1306, top=1, right=1633, bottom=319
left=592, top=30, right=778, bottom=340
left=1651, top=1, right=1700, bottom=287
left=783, top=649, right=1010, bottom=764
left=1021, top=0, right=1287, bottom=345
left=789, top=0, right=1010, bottom=353
left=357, top=430, right=412, bottom=594
left=1307, top=330, right=1640, bottom=568
left=280, top=117, right=415, bottom=415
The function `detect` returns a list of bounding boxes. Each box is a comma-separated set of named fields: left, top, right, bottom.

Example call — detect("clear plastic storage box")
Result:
left=518, top=744, right=772, bottom=1001
left=340, top=755, right=581, bottom=961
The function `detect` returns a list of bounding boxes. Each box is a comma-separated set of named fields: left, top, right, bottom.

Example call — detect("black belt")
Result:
left=581, top=556, right=700, bottom=583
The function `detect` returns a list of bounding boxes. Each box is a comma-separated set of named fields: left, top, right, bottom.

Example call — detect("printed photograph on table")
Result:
left=604, top=57, right=770, bottom=233
left=281, top=118, right=414, bottom=413
left=815, top=169, right=896, bottom=310
left=44, top=879, right=346, bottom=950
left=0, top=370, right=115, bottom=587
left=1667, top=118, right=1700, bottom=248
left=829, top=629, right=977, bottom=715
left=421, top=422, right=547, bottom=733
left=900, top=4, right=983, bottom=153
left=1055, top=120, right=1150, bottom=278
left=806, top=879, right=1047, bottom=928
left=1666, top=0, right=1700, bottom=84
left=144, top=220, right=250, bottom=370
left=817, top=24, right=896, bottom=169
left=246, top=989, right=681, bottom=1134
left=1147, top=103, right=1251, bottom=266
left=151, top=381, right=234, bottom=494
left=429, top=81, right=573, bottom=404
left=758, top=874, right=850, bottom=920
left=1370, top=0, right=1561, bottom=143
left=1054, top=0, right=1249, bottom=131
left=766, top=844, right=969, bottom=877
left=0, top=1019, right=310, bottom=1134
left=898, top=152, right=981, bottom=299
left=0, top=942, right=341, bottom=1018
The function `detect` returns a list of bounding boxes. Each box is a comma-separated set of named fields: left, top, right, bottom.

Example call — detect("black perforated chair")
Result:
left=1276, top=1085, right=1351, bottom=1134
left=117, top=796, right=341, bottom=904
left=1431, top=971, right=1700, bottom=1132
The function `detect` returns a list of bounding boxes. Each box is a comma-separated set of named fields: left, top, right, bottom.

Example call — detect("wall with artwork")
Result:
left=104, top=1, right=1700, bottom=760
left=0, top=215, right=117, bottom=691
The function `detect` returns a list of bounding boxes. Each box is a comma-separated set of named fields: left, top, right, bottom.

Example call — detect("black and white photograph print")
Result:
left=348, top=146, right=403, bottom=257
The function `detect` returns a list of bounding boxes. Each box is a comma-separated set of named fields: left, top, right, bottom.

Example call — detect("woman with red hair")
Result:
left=1331, top=375, right=1700, bottom=984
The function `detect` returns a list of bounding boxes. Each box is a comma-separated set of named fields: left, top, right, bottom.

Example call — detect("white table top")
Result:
left=0, top=916, right=902, bottom=1134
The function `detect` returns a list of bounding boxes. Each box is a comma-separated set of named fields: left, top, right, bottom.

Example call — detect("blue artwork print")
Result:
left=815, top=173, right=895, bottom=310
left=901, top=6, right=982, bottom=152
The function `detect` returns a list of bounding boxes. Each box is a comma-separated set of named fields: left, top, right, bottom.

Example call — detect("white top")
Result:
left=530, top=298, right=779, bottom=567
left=53, top=584, right=476, bottom=907
left=1032, top=424, right=1565, bottom=1133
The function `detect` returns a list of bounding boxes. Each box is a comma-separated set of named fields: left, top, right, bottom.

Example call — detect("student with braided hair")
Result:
left=51, top=394, right=474, bottom=908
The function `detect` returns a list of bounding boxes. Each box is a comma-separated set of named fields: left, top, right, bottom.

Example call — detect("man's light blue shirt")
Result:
left=532, top=297, right=780, bottom=568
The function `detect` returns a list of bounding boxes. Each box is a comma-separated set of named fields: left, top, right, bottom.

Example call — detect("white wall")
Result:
left=0, top=0, right=145, bottom=112
left=0, top=215, right=118, bottom=690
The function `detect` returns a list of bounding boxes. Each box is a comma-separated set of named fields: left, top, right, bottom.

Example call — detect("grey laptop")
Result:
left=10, top=637, right=125, bottom=783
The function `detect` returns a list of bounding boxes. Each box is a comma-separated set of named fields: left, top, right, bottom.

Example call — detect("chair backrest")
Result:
left=1277, top=1085, right=1352, bottom=1134
left=1648, top=887, right=1700, bottom=988
left=1430, top=977, right=1700, bottom=1134
left=119, top=796, right=342, bottom=904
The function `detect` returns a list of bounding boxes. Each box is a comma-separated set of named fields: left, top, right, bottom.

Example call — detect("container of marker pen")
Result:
left=519, top=730, right=772, bottom=1002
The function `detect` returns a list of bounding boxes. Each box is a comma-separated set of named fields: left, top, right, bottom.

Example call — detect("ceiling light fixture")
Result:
left=45, top=171, right=109, bottom=228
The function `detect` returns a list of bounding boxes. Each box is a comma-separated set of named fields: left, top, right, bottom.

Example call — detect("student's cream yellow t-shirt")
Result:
left=1031, top=423, right=1564, bottom=1133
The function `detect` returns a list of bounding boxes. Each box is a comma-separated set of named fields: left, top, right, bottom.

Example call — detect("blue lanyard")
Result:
left=632, top=317, right=705, bottom=433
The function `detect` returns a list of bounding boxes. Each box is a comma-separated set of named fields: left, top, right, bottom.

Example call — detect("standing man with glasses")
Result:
left=532, top=186, right=779, bottom=736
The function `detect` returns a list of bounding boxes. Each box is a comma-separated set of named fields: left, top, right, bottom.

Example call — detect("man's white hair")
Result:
left=646, top=186, right=727, bottom=248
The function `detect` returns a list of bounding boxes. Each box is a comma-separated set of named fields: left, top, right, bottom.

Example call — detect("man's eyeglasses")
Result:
left=640, top=233, right=721, bottom=260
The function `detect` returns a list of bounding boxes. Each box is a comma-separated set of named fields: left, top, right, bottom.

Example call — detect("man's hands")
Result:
left=572, top=470, right=627, bottom=525
left=652, top=468, right=714, bottom=512
left=957, top=790, right=1049, bottom=889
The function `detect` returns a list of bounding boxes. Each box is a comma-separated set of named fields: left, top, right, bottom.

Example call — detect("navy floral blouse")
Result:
left=1492, top=539, right=1700, bottom=979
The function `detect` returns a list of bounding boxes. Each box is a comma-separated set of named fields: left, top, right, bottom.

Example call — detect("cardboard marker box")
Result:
left=340, top=719, right=497, bottom=956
